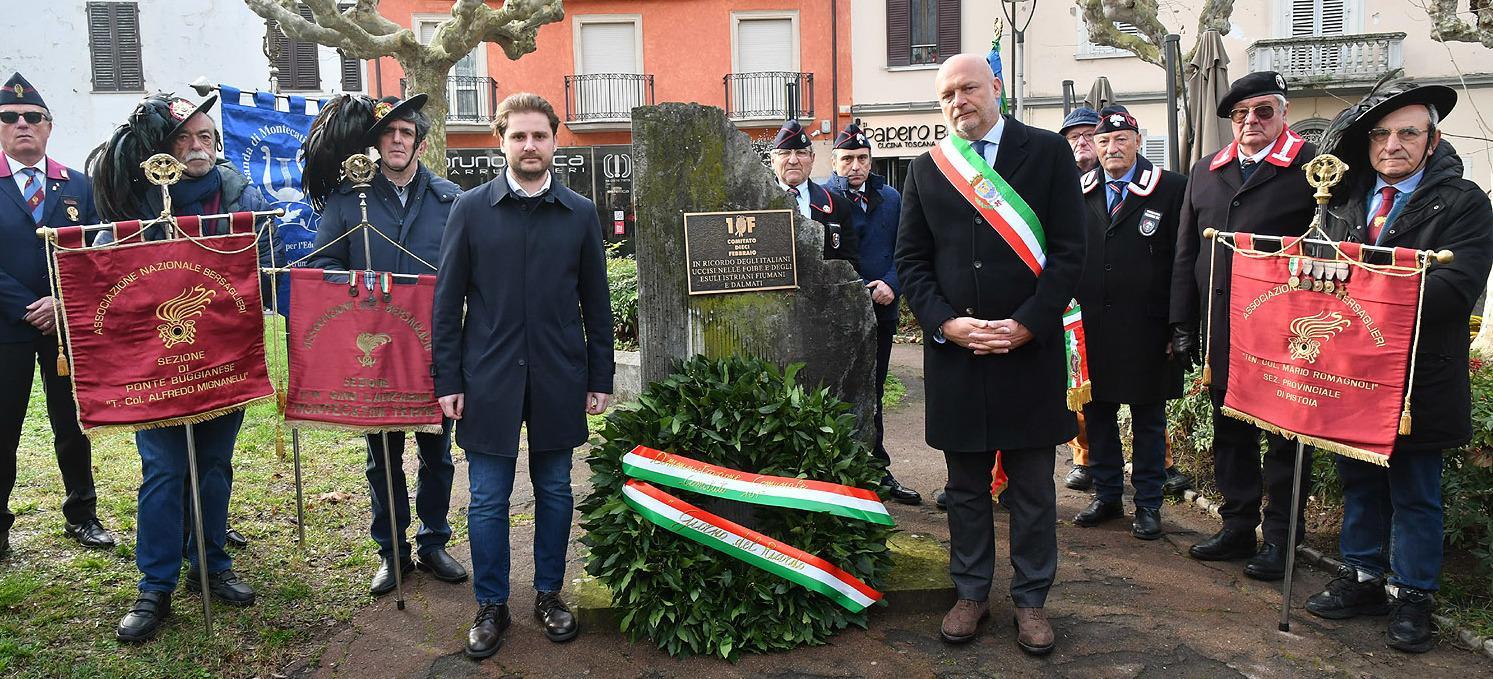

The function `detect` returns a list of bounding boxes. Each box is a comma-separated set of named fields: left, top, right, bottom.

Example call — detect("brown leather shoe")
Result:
left=940, top=598, right=989, bottom=643
left=1013, top=607, right=1055, bottom=655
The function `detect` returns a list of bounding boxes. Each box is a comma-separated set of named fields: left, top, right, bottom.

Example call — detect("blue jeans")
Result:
left=1337, top=451, right=1443, bottom=591
left=135, top=411, right=244, bottom=592
left=467, top=449, right=574, bottom=605
left=366, top=420, right=455, bottom=560
left=1084, top=401, right=1167, bottom=510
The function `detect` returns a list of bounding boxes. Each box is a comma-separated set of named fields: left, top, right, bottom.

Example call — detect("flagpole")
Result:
left=185, top=422, right=214, bottom=635
left=292, top=429, right=306, bottom=549
left=1279, top=439, right=1306, bottom=632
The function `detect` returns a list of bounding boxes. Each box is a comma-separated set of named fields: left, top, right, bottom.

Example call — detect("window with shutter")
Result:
left=270, top=4, right=321, bottom=91
left=732, top=14, right=798, bottom=118
left=909, top=0, right=937, bottom=65
left=415, top=18, right=486, bottom=121
left=87, top=2, right=144, bottom=92
left=1140, top=132, right=1168, bottom=171
left=886, top=0, right=910, bottom=68
left=1077, top=15, right=1146, bottom=59
left=340, top=52, right=363, bottom=92
left=934, top=0, right=960, bottom=65
left=1285, top=0, right=1351, bottom=75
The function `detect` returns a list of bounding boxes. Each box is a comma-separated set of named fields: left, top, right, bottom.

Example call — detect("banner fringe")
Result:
left=1065, top=382, right=1092, bottom=412
left=282, top=418, right=444, bottom=435
left=82, top=394, right=274, bottom=438
left=1220, top=406, right=1390, bottom=467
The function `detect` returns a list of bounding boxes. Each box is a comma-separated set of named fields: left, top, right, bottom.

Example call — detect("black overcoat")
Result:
left=895, top=116, right=1086, bottom=452
left=1076, top=156, right=1186, bottom=404
left=432, top=178, right=614, bottom=456
left=1320, top=142, right=1493, bottom=453
left=802, top=178, right=861, bottom=268
left=1170, top=131, right=1318, bottom=394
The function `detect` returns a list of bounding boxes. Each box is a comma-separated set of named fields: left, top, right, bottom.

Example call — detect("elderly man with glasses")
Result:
left=1169, top=71, right=1319, bottom=582
left=768, top=119, right=858, bottom=266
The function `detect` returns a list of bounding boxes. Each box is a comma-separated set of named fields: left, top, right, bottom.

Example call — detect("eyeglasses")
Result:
left=771, top=148, right=813, bottom=159
left=0, top=111, right=51, bottom=125
left=1228, top=105, right=1277, bottom=123
left=1368, top=127, right=1428, bottom=143
left=1065, top=131, right=1095, bottom=144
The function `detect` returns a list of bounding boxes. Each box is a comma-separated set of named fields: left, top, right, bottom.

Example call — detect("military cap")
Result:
left=771, top=119, right=812, bottom=150
left=367, top=94, right=428, bottom=142
left=1, top=72, right=47, bottom=110
left=1217, top=71, right=1288, bottom=118
left=1094, top=108, right=1139, bottom=135
left=832, top=122, right=872, bottom=151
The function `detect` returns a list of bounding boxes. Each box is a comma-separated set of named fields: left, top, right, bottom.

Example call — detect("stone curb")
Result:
left=1176, top=487, right=1493, bottom=661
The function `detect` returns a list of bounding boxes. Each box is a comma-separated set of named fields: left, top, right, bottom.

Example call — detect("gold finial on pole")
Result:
left=141, top=153, right=187, bottom=221
left=1303, top=154, right=1348, bottom=206
left=342, top=153, right=376, bottom=187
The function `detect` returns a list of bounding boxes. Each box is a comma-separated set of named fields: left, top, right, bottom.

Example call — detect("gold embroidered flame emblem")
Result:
left=155, top=285, right=216, bottom=348
left=356, top=332, right=392, bottom=367
left=13, top=84, right=24, bottom=98
left=1287, top=311, right=1350, bottom=364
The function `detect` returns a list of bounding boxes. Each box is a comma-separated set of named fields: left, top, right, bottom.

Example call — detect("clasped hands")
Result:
left=940, top=317, right=1032, bottom=355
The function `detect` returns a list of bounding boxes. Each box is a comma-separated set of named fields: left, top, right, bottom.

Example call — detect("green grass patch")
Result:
left=882, top=373, right=907, bottom=411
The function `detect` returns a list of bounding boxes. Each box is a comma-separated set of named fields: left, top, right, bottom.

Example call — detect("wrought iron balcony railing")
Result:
left=564, top=73, right=655, bottom=122
left=1247, top=32, right=1405, bottom=84
left=399, top=75, right=498, bottom=124
left=723, top=71, right=814, bottom=121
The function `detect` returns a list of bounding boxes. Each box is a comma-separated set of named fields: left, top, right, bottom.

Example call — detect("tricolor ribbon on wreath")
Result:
left=619, top=445, right=889, bottom=612
left=930, top=135, right=1091, bottom=412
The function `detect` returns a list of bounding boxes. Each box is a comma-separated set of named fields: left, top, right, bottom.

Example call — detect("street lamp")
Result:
left=999, top=0, right=1038, bottom=119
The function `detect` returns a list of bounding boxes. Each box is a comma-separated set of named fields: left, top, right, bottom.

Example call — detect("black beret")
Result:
left=1218, top=71, right=1288, bottom=118
left=1, top=72, right=46, bottom=111
left=771, top=119, right=811, bottom=150
left=1094, top=108, right=1139, bottom=135
left=833, top=122, right=871, bottom=150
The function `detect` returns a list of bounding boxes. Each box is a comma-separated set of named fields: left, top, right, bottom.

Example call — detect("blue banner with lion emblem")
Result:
left=220, top=85, right=321, bottom=314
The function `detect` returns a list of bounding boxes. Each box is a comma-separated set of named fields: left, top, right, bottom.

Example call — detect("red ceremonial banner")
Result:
left=51, top=221, right=274, bottom=431
left=285, top=269, right=442, bottom=433
left=1222, top=234, right=1423, bottom=465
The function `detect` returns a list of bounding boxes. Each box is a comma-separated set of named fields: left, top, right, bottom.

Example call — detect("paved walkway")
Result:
left=291, top=344, right=1490, bottom=678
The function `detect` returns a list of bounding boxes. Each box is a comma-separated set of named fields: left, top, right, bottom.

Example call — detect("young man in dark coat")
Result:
left=769, top=119, right=859, bottom=269
left=433, top=93, right=613, bottom=661
left=1070, top=109, right=1187, bottom=540
left=0, top=72, right=115, bottom=558
left=1305, top=81, right=1493, bottom=653
left=896, top=53, right=1085, bottom=655
left=824, top=122, right=919, bottom=505
left=303, top=93, right=468, bottom=596
left=1169, top=71, right=1318, bottom=582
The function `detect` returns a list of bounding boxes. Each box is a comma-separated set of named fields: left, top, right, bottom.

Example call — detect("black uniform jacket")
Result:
left=1321, top=142, right=1493, bottom=453
left=432, top=177, right=614, bottom=456
left=1170, top=130, right=1318, bottom=394
left=801, top=178, right=861, bottom=269
left=1077, top=155, right=1187, bottom=404
left=895, top=116, right=1086, bottom=452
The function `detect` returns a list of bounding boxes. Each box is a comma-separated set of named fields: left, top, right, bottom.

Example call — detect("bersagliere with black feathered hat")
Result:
left=301, top=93, right=431, bottom=211
left=90, top=91, right=218, bottom=221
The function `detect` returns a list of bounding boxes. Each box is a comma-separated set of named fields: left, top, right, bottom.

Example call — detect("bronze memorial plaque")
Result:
left=683, top=209, right=798, bottom=295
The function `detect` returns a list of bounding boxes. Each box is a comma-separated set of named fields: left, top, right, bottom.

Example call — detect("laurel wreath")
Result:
left=578, top=355, right=894, bottom=659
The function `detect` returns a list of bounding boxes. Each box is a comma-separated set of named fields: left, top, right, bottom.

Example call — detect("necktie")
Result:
left=1239, top=157, right=1259, bottom=182
left=1108, top=180, right=1127, bottom=216
left=851, top=190, right=867, bottom=211
left=786, top=186, right=799, bottom=198
left=21, top=167, right=44, bottom=223
left=1368, top=186, right=1398, bottom=243
left=972, top=140, right=991, bottom=164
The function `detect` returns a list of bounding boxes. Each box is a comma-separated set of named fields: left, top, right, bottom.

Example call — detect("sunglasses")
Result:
left=0, top=111, right=51, bottom=125
left=1368, top=127, right=1428, bottom=143
left=1228, top=105, right=1277, bottom=123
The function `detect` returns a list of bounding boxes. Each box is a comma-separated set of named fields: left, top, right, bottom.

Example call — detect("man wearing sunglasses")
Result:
left=1170, top=71, right=1318, bottom=582
left=1308, top=81, right=1492, bottom=653
left=0, top=72, right=115, bottom=560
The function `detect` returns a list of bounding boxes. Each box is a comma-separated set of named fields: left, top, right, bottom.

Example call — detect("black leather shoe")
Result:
left=225, top=527, right=249, bottom=549
left=881, top=476, right=923, bottom=505
left=1244, top=542, right=1287, bottom=581
left=934, top=488, right=947, bottom=511
left=185, top=567, right=256, bottom=606
left=535, top=590, right=579, bottom=642
left=1162, top=466, right=1193, bottom=495
left=116, top=591, right=171, bottom=642
left=1387, top=588, right=1436, bottom=653
left=1073, top=499, right=1124, bottom=527
left=465, top=603, right=511, bottom=659
left=1189, top=527, right=1257, bottom=561
left=65, top=518, right=116, bottom=549
left=1063, top=465, right=1093, bottom=491
left=1306, top=567, right=1389, bottom=619
left=1132, top=507, right=1162, bottom=540
left=0, top=526, right=9, bottom=557
left=416, top=548, right=469, bottom=583
left=370, top=556, right=415, bottom=596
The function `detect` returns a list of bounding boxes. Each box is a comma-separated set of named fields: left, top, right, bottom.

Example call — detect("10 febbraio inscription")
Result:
left=684, top=209, right=799, bottom=295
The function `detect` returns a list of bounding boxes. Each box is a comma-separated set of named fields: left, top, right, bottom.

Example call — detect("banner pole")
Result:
left=185, top=422, right=214, bottom=635
left=292, top=428, right=306, bottom=549
left=1279, top=439, right=1306, bottom=633
left=379, top=431, right=406, bottom=610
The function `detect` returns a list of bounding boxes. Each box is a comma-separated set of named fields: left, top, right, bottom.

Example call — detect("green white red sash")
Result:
left=1063, top=303, right=1092, bottom=411
left=622, top=445, right=894, bottom=526
left=929, top=135, right=1046, bottom=276
left=620, top=446, right=887, bottom=612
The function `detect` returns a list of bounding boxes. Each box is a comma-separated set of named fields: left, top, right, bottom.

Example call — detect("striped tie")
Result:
left=21, top=167, right=44, bottom=223
left=1108, top=180, right=1126, bottom=217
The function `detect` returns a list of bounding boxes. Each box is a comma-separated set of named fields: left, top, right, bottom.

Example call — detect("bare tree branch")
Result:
left=1427, top=0, right=1493, bottom=47
left=244, top=0, right=420, bottom=60
left=1077, top=0, right=1165, bottom=66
